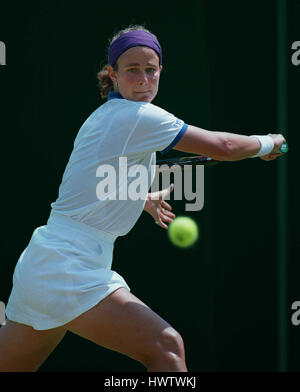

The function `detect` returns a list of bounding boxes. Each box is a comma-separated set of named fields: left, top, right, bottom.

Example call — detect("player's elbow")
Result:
left=215, top=135, right=234, bottom=161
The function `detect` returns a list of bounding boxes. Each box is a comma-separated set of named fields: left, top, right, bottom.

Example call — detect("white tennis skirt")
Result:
left=6, top=211, right=130, bottom=330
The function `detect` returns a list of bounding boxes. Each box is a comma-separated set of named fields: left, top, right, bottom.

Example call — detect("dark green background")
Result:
left=0, top=0, right=299, bottom=372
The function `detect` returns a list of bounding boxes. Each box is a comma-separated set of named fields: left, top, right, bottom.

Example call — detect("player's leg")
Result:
left=0, top=319, right=66, bottom=371
left=65, top=287, right=188, bottom=371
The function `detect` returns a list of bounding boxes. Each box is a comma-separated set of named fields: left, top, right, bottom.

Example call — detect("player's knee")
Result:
left=160, top=327, right=185, bottom=358
left=144, top=327, right=186, bottom=366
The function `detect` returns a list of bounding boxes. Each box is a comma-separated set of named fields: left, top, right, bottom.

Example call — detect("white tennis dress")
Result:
left=6, top=92, right=188, bottom=330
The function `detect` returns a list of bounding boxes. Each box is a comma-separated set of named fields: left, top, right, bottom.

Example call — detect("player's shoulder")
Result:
left=103, top=97, right=147, bottom=111
left=135, top=101, right=172, bottom=119
left=93, top=98, right=171, bottom=122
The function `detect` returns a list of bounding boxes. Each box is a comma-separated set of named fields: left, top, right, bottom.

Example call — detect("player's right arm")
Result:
left=173, top=125, right=286, bottom=161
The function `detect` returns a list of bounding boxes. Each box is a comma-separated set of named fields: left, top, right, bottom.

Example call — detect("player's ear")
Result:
left=107, top=65, right=117, bottom=84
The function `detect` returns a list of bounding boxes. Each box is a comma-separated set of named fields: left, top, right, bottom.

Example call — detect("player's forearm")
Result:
left=221, top=132, right=261, bottom=161
left=173, top=125, right=261, bottom=161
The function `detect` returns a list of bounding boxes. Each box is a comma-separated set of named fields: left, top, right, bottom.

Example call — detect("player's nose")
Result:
left=138, top=71, right=148, bottom=85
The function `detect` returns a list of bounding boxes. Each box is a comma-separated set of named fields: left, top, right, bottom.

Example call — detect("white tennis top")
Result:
left=51, top=92, right=188, bottom=236
left=6, top=92, right=189, bottom=330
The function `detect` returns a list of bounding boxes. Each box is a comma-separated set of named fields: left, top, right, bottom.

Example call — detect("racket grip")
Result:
left=274, top=142, right=288, bottom=154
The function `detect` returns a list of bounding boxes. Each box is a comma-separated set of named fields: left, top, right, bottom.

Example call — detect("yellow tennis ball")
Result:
left=168, top=216, right=199, bottom=248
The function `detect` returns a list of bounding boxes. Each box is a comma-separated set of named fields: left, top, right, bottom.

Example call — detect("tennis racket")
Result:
left=157, top=142, right=288, bottom=170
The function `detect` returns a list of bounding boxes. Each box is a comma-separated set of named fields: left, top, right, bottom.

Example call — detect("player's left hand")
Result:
left=144, top=184, right=176, bottom=229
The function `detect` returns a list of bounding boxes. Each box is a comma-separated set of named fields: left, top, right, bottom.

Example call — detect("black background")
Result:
left=0, top=0, right=299, bottom=372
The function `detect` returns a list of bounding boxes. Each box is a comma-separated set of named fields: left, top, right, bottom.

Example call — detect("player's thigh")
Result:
left=0, top=319, right=66, bottom=372
left=65, top=287, right=183, bottom=366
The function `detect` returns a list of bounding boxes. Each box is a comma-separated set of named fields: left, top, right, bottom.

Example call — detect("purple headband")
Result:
left=108, top=30, right=162, bottom=66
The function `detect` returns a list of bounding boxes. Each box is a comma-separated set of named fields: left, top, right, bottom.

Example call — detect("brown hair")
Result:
left=97, top=25, right=155, bottom=99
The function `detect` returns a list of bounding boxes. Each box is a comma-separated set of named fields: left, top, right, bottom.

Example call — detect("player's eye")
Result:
left=146, top=68, right=156, bottom=73
left=128, top=68, right=138, bottom=73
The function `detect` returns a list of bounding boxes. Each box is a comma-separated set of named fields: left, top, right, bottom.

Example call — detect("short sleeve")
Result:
left=123, top=103, right=188, bottom=156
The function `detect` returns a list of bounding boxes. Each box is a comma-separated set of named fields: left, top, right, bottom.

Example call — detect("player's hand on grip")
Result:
left=144, top=184, right=176, bottom=229
left=259, top=133, right=286, bottom=161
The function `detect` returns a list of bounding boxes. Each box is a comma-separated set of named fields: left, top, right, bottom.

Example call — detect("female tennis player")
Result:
left=0, top=25, right=286, bottom=372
